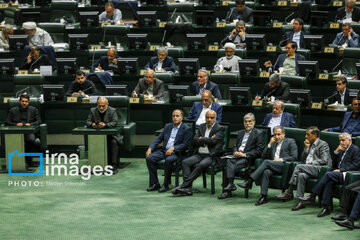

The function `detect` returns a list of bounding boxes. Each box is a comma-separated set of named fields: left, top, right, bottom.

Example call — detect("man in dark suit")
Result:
left=221, top=20, right=247, bottom=48
left=330, top=23, right=359, bottom=49
left=66, top=70, right=98, bottom=97
left=281, top=18, right=310, bottom=49
left=132, top=68, right=164, bottom=101
left=326, top=98, right=360, bottom=136
left=227, top=0, right=253, bottom=24
left=5, top=93, right=41, bottom=167
left=262, top=100, right=297, bottom=134
left=172, top=110, right=224, bottom=196
left=326, top=75, right=351, bottom=105
left=264, top=41, right=305, bottom=75
left=276, top=126, right=331, bottom=211
left=335, top=0, right=360, bottom=22
left=91, top=48, right=118, bottom=72
left=86, top=97, right=121, bottom=173
left=218, top=113, right=265, bottom=199
left=255, top=73, right=290, bottom=101
left=300, top=132, right=360, bottom=217
left=145, top=47, right=176, bottom=72
left=190, top=69, right=222, bottom=99
left=146, top=109, right=192, bottom=193
left=238, top=126, right=298, bottom=205
left=186, top=90, right=222, bottom=127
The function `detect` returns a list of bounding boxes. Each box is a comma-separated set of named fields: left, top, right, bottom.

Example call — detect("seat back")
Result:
left=210, top=72, right=240, bottom=99
left=219, top=122, right=230, bottom=153
left=50, top=0, right=78, bottom=22
left=320, top=131, right=341, bottom=156
left=284, top=127, right=307, bottom=160
left=181, top=96, right=201, bottom=117
left=8, top=97, right=40, bottom=109
left=268, top=102, right=301, bottom=127
left=281, top=75, right=308, bottom=89
left=106, top=96, right=130, bottom=125
left=14, top=75, right=44, bottom=98
left=37, top=23, right=66, bottom=43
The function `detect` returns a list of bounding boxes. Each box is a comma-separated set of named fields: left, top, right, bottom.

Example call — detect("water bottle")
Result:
left=216, top=18, right=219, bottom=23
left=268, top=66, right=272, bottom=73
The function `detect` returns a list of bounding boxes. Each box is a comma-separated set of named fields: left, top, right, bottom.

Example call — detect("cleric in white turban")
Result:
left=22, top=21, right=54, bottom=46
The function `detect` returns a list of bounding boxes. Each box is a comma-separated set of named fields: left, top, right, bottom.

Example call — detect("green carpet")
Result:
left=1, top=158, right=359, bottom=240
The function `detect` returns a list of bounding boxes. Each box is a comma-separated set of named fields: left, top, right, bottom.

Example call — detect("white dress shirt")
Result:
left=196, top=103, right=212, bottom=126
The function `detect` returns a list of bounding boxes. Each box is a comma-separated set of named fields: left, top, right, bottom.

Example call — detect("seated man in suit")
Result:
left=238, top=126, right=298, bottom=205
left=325, top=75, right=351, bottom=105
left=91, top=48, right=119, bottom=72
left=146, top=109, right=192, bottom=193
left=264, top=41, right=305, bottom=75
left=300, top=132, right=360, bottom=217
left=186, top=90, right=222, bottom=127
left=262, top=100, right=296, bottom=134
left=335, top=0, right=360, bottom=23
left=145, top=47, right=176, bottom=72
left=280, top=18, right=310, bottom=49
left=333, top=180, right=360, bottom=229
left=190, top=69, right=222, bottom=99
left=66, top=70, right=98, bottom=97
left=255, top=73, right=290, bottom=101
left=276, top=126, right=331, bottom=211
left=22, top=21, right=54, bottom=46
left=5, top=93, right=41, bottom=168
left=99, top=2, right=122, bottom=23
left=86, top=97, right=120, bottom=173
left=20, top=46, right=52, bottom=72
left=0, top=25, right=14, bottom=50
left=330, top=23, right=359, bottom=49
left=227, top=0, right=253, bottom=24
left=132, top=68, right=164, bottom=101
left=172, top=110, right=224, bottom=196
left=221, top=20, right=247, bottom=49
left=325, top=98, right=360, bottom=136
left=218, top=113, right=265, bottom=199
left=214, top=43, right=242, bottom=72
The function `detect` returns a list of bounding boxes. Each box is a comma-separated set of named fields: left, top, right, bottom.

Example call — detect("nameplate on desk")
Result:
left=277, top=1, right=287, bottom=6
left=167, top=0, right=175, bottom=3
left=272, top=22, right=283, bottom=28
left=3, top=97, right=14, bottom=103
left=149, top=45, right=160, bottom=51
left=311, top=102, right=323, bottom=110
left=323, top=47, right=334, bottom=53
left=82, top=98, right=90, bottom=103
left=222, top=1, right=230, bottom=6
left=101, top=22, right=111, bottom=27
left=266, top=46, right=277, bottom=52
left=129, top=98, right=140, bottom=104
left=318, top=73, right=329, bottom=79
left=252, top=100, right=263, bottom=107
left=290, top=2, right=298, bottom=6
left=0, top=3, right=8, bottom=8
left=333, top=1, right=342, bottom=7
left=140, top=69, right=146, bottom=75
left=66, top=97, right=78, bottom=103
left=18, top=70, right=28, bottom=75
left=208, top=45, right=219, bottom=51
left=259, top=72, right=270, bottom=78
left=90, top=45, right=102, bottom=50
left=82, top=69, right=90, bottom=73
left=158, top=22, right=167, bottom=28
left=329, top=23, right=339, bottom=29
left=216, top=22, right=226, bottom=28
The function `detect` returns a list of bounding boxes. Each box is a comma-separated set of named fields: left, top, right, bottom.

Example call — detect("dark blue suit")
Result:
left=273, top=53, right=305, bottom=74
left=186, top=102, right=222, bottom=126
left=330, top=88, right=350, bottom=105
left=261, top=112, right=297, bottom=128
left=91, top=56, right=117, bottom=72
left=283, top=30, right=310, bottom=49
left=146, top=56, right=177, bottom=72
left=146, top=122, right=192, bottom=186
left=328, top=111, right=360, bottom=137
left=190, top=81, right=222, bottom=99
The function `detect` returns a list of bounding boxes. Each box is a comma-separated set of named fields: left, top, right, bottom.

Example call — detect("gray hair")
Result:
left=269, top=73, right=281, bottom=83
left=339, top=132, right=352, bottom=140
left=198, top=69, right=209, bottom=79
left=2, top=25, right=13, bottom=34
left=346, top=0, right=356, bottom=6
left=157, top=46, right=168, bottom=54
left=244, top=113, right=255, bottom=121
left=236, top=20, right=245, bottom=27
left=274, top=100, right=284, bottom=110
left=108, top=47, right=118, bottom=56
left=273, top=125, right=285, bottom=133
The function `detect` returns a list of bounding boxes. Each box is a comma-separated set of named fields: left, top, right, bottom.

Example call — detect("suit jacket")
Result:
left=91, top=56, right=118, bottom=72
left=228, top=6, right=253, bottom=24
left=186, top=102, right=223, bottom=125
left=146, top=56, right=177, bottom=72
left=134, top=78, right=164, bottom=99
left=190, top=81, right=222, bottom=99
left=273, top=53, right=305, bottom=74
left=20, top=54, right=52, bottom=71
left=301, top=139, right=331, bottom=166
left=330, top=88, right=351, bottom=105
left=5, top=106, right=40, bottom=126
left=262, top=112, right=297, bottom=128
left=261, top=137, right=298, bottom=163
left=260, top=81, right=290, bottom=101
left=333, top=144, right=360, bottom=172
left=193, top=122, right=224, bottom=154
left=330, top=32, right=360, bottom=48
left=149, top=122, right=192, bottom=151
left=336, top=6, right=360, bottom=22
left=328, top=111, right=360, bottom=136
left=283, top=30, right=310, bottom=49
left=86, top=106, right=121, bottom=143
left=233, top=128, right=265, bottom=161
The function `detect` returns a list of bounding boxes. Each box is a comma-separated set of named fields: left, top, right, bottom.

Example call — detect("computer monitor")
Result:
left=310, top=11, right=328, bottom=28
left=314, top=0, right=331, bottom=6
left=79, top=11, right=99, bottom=27
left=137, top=11, right=157, bottom=27
left=199, top=0, right=218, bottom=5
left=356, top=63, right=360, bottom=79
left=105, top=85, right=128, bottom=96
left=348, top=91, right=359, bottom=104
left=238, top=59, right=259, bottom=76
left=0, top=59, right=15, bottom=75
left=9, top=35, right=28, bottom=50
left=258, top=0, right=272, bottom=5
left=68, top=34, right=89, bottom=50
left=43, top=84, right=65, bottom=102
left=245, top=34, right=266, bottom=51
left=178, top=58, right=200, bottom=75
left=253, top=10, right=271, bottom=27
left=290, top=89, right=312, bottom=108
left=195, top=10, right=215, bottom=27
left=229, top=87, right=252, bottom=105
left=186, top=33, right=207, bottom=50
left=127, top=34, right=149, bottom=50
left=168, top=85, right=189, bottom=103
left=140, top=0, right=164, bottom=5
left=56, top=58, right=77, bottom=74
left=118, top=58, right=138, bottom=74
left=298, top=60, right=319, bottom=79
left=304, top=35, right=324, bottom=52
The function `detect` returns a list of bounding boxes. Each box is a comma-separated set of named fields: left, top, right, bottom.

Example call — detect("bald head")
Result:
left=107, top=48, right=117, bottom=62
left=97, top=97, right=109, bottom=113
left=201, top=90, right=213, bottom=108
left=205, top=110, right=217, bottom=128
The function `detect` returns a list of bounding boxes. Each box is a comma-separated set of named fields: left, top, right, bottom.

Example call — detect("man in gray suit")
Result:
left=227, top=0, right=253, bottom=24
left=238, top=126, right=298, bottom=205
left=276, top=126, right=331, bottom=211
left=132, top=68, right=164, bottom=101
left=86, top=97, right=121, bottom=173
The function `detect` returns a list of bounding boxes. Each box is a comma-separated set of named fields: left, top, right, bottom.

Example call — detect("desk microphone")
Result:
left=16, top=87, right=30, bottom=97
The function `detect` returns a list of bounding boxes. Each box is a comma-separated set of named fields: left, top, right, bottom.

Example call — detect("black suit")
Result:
left=282, top=30, right=310, bottom=49
left=330, top=88, right=351, bottom=105
left=336, top=7, right=360, bottom=22
left=180, top=122, right=224, bottom=188
left=260, top=82, right=290, bottom=101
left=250, top=138, right=298, bottom=196
left=340, top=180, right=360, bottom=217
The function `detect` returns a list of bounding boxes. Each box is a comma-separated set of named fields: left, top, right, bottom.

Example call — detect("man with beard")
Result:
left=66, top=70, right=98, bottom=97
left=22, top=21, right=54, bottom=46
left=214, top=43, right=242, bottom=72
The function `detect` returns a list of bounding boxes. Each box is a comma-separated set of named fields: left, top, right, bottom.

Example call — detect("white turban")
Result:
left=22, top=22, right=37, bottom=30
left=224, top=42, right=236, bottom=50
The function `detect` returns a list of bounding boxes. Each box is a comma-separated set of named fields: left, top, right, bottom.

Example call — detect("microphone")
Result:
left=82, top=86, right=92, bottom=94
left=284, top=12, right=295, bottom=23
left=170, top=8, right=177, bottom=22
left=264, top=87, right=277, bottom=100
left=226, top=7, right=235, bottom=22
left=331, top=59, right=344, bottom=74
left=323, top=92, right=338, bottom=104
left=16, top=87, right=30, bottom=97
